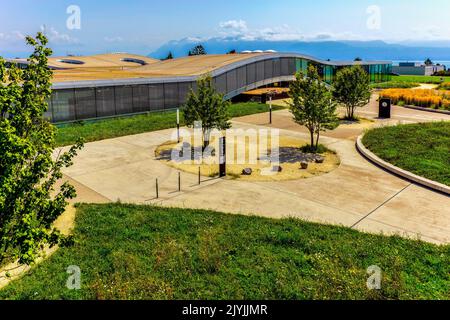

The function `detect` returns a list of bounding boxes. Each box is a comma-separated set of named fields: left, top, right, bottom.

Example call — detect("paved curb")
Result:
left=401, top=105, right=450, bottom=115
left=356, top=134, right=450, bottom=195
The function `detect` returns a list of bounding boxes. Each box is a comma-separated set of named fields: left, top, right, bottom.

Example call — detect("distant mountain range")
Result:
left=149, top=37, right=450, bottom=62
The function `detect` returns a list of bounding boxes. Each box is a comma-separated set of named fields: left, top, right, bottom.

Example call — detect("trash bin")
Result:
left=379, top=98, right=391, bottom=118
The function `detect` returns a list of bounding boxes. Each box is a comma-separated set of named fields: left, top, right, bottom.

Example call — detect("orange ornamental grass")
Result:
left=380, top=88, right=450, bottom=109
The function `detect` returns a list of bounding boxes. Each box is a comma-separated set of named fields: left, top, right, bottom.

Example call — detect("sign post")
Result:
left=219, top=136, right=226, bottom=178
left=379, top=98, right=391, bottom=119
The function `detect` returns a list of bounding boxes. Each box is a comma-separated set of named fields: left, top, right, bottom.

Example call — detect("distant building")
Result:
left=392, top=62, right=445, bottom=76
left=7, top=52, right=391, bottom=123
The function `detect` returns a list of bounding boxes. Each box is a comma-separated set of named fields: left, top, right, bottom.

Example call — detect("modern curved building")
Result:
left=36, top=52, right=391, bottom=123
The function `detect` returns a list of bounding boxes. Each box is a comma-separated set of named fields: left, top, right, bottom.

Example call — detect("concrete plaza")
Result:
left=61, top=100, right=450, bottom=245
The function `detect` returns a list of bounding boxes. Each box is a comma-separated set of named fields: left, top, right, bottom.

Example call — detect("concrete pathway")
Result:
left=60, top=102, right=450, bottom=244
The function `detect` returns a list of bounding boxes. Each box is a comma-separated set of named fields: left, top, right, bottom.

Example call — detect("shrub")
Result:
left=379, top=88, right=450, bottom=110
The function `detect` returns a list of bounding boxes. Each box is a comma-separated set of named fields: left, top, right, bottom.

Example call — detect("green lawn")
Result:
left=55, top=102, right=283, bottom=147
left=371, top=82, right=420, bottom=89
left=1, top=203, right=448, bottom=300
left=362, top=122, right=450, bottom=186
left=392, top=75, right=450, bottom=84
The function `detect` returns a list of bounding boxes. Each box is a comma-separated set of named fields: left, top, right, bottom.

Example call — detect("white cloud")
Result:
left=219, top=20, right=248, bottom=35
left=0, top=30, right=26, bottom=42
left=40, top=26, right=79, bottom=44
left=104, top=36, right=124, bottom=43
left=410, top=25, right=450, bottom=40
left=217, top=20, right=365, bottom=42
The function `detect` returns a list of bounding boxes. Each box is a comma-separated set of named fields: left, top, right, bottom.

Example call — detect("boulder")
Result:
left=300, top=161, right=309, bottom=169
left=272, top=165, right=283, bottom=172
left=242, top=168, right=253, bottom=176
left=315, top=156, right=325, bottom=164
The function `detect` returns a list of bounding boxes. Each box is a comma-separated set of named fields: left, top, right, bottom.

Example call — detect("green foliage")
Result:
left=163, top=52, right=173, bottom=60
left=1, top=203, right=448, bottom=300
left=188, top=45, right=206, bottom=56
left=0, top=33, right=83, bottom=266
left=299, top=144, right=332, bottom=154
left=362, top=122, right=450, bottom=186
left=289, top=66, right=339, bottom=152
left=333, top=65, right=371, bottom=120
left=437, top=82, right=450, bottom=90
left=183, top=75, right=231, bottom=149
left=424, top=58, right=433, bottom=66
left=371, top=82, right=420, bottom=89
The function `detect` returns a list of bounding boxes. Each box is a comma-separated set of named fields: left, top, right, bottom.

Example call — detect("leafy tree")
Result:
left=424, top=58, right=433, bottom=66
left=188, top=45, right=206, bottom=56
left=0, top=33, right=83, bottom=266
left=333, top=65, right=371, bottom=120
left=354, top=57, right=363, bottom=61
left=227, top=49, right=237, bottom=54
left=163, top=52, right=173, bottom=60
left=183, top=75, right=231, bottom=150
left=289, top=66, right=339, bottom=152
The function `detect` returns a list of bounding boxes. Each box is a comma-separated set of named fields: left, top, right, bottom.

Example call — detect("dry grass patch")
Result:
left=155, top=136, right=340, bottom=182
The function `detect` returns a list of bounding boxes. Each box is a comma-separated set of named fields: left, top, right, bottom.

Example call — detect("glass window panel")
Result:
left=115, top=86, right=133, bottom=115
left=132, top=85, right=149, bottom=113
left=178, top=82, right=192, bottom=105
left=247, top=63, right=256, bottom=84
left=96, top=87, right=116, bottom=117
left=75, top=88, right=97, bottom=120
left=264, top=60, right=273, bottom=79
left=149, top=84, right=164, bottom=111
left=281, top=58, right=290, bottom=76
left=273, top=58, right=281, bottom=77
left=164, top=83, right=179, bottom=110
left=256, top=61, right=265, bottom=82
left=214, top=73, right=227, bottom=94
left=236, top=66, right=247, bottom=89
left=51, top=89, right=76, bottom=122
left=226, top=69, right=238, bottom=92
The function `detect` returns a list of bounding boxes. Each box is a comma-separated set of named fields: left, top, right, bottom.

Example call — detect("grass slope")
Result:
left=362, top=122, right=450, bottom=186
left=1, top=204, right=448, bottom=300
left=392, top=75, right=450, bottom=84
left=55, top=102, right=283, bottom=147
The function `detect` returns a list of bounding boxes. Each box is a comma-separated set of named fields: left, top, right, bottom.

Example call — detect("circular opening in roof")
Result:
left=120, top=58, right=147, bottom=65
left=57, top=59, right=85, bottom=65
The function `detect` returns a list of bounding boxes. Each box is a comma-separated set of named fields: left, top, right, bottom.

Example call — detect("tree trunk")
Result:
left=202, top=128, right=211, bottom=151
left=309, top=129, right=314, bottom=152
left=315, top=132, right=320, bottom=152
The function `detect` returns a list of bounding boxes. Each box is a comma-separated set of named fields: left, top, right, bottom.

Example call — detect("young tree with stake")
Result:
left=289, top=66, right=339, bottom=153
left=333, top=65, right=371, bottom=120
left=183, top=75, right=231, bottom=150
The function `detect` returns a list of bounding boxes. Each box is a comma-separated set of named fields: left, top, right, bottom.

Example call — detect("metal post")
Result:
left=219, top=136, right=226, bottom=178
left=156, top=178, right=159, bottom=199
left=178, top=172, right=181, bottom=192
left=269, top=95, right=272, bottom=124
left=198, top=167, right=201, bottom=185
left=176, top=109, right=180, bottom=143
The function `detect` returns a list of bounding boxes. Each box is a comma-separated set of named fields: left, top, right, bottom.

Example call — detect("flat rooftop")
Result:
left=7, top=52, right=391, bottom=84
left=51, top=53, right=269, bottom=82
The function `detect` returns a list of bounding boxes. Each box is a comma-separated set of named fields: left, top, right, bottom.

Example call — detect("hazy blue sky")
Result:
left=1, top=0, right=450, bottom=57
